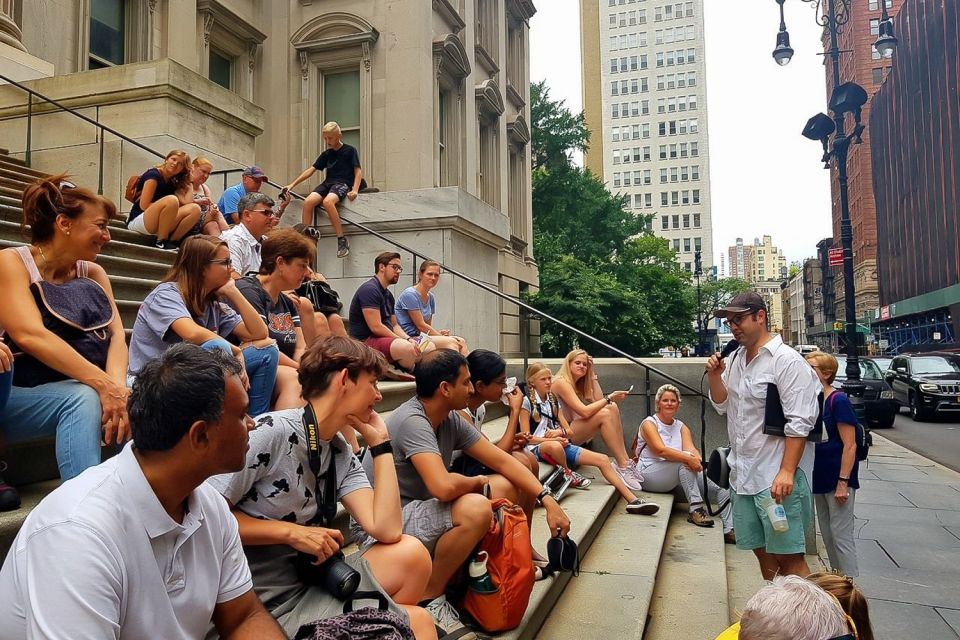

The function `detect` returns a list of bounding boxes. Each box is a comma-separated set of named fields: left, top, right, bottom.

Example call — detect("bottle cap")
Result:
left=468, top=551, right=489, bottom=578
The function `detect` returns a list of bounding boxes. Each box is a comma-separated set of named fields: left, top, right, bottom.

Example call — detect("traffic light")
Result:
left=833, top=321, right=843, bottom=331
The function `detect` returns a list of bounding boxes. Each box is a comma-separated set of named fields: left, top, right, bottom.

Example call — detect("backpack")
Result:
left=124, top=174, right=141, bottom=204
left=827, top=393, right=871, bottom=462
left=293, top=591, right=414, bottom=640
left=460, top=499, right=535, bottom=632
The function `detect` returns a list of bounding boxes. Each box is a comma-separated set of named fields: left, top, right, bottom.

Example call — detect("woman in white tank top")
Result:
left=635, top=384, right=733, bottom=535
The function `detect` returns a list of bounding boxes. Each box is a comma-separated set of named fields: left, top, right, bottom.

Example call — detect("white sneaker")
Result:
left=615, top=463, right=643, bottom=492
left=424, top=595, right=477, bottom=639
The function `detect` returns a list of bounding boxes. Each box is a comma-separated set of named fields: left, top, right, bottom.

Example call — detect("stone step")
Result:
left=644, top=503, right=731, bottom=639
left=0, top=209, right=162, bottom=249
left=534, top=490, right=675, bottom=640
left=0, top=238, right=171, bottom=281
left=0, top=157, right=49, bottom=179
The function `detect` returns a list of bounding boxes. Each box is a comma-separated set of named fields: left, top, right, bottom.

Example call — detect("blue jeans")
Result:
left=202, top=339, right=280, bottom=416
left=0, top=369, right=11, bottom=412
left=0, top=379, right=102, bottom=480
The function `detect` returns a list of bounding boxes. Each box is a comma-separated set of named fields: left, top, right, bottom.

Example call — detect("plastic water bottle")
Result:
left=764, top=497, right=789, bottom=533
left=468, top=551, right=497, bottom=594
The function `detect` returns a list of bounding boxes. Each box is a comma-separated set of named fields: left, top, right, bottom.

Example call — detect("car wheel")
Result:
left=876, top=413, right=896, bottom=429
left=910, top=393, right=929, bottom=422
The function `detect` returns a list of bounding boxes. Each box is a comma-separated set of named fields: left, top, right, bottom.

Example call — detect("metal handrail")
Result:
left=0, top=71, right=706, bottom=400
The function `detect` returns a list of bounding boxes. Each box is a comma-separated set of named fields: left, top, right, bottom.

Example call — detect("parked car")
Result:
left=834, top=356, right=898, bottom=428
left=868, top=356, right=893, bottom=372
left=884, top=353, right=960, bottom=421
left=795, top=344, right=820, bottom=355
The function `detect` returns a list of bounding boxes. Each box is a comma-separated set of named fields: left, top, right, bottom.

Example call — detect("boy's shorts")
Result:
left=364, top=336, right=398, bottom=363
left=732, top=469, right=812, bottom=555
left=532, top=443, right=583, bottom=468
left=313, top=181, right=350, bottom=200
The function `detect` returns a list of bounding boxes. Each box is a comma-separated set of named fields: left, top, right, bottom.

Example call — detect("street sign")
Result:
left=828, top=248, right=844, bottom=266
left=879, top=339, right=889, bottom=349
left=934, top=332, right=942, bottom=341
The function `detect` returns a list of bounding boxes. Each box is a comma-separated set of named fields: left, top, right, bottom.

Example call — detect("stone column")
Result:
left=0, top=0, right=25, bottom=52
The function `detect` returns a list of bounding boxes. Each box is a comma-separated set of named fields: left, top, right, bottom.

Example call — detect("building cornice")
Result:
left=290, top=12, right=379, bottom=53
left=433, top=34, right=471, bottom=79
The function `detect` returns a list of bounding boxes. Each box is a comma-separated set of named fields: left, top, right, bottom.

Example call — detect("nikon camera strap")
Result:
left=303, top=402, right=339, bottom=527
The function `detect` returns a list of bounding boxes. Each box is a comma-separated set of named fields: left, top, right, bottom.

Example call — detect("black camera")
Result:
left=294, top=550, right=361, bottom=600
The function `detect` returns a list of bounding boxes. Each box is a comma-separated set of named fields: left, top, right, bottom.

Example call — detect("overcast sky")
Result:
left=530, top=0, right=834, bottom=268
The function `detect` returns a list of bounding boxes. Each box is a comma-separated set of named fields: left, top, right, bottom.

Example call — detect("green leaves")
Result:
left=530, top=82, right=696, bottom=356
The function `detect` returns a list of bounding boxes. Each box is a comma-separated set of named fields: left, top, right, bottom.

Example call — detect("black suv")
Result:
left=834, top=357, right=898, bottom=428
left=884, top=353, right=960, bottom=421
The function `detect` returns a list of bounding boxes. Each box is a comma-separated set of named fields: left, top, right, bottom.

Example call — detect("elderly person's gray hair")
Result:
left=237, top=191, right=274, bottom=216
left=739, top=575, right=849, bottom=640
left=655, top=383, right=681, bottom=407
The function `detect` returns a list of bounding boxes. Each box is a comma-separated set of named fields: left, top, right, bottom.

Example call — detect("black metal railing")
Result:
left=0, top=71, right=707, bottom=408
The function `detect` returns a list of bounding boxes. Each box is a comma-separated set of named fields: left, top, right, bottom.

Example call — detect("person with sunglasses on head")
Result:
left=347, top=252, right=424, bottom=379
left=221, top=192, right=278, bottom=279
left=128, top=235, right=279, bottom=416
left=706, top=292, right=821, bottom=580
left=0, top=176, right=129, bottom=505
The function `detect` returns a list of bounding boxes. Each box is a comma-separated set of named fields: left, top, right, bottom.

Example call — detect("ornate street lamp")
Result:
left=770, top=0, right=897, bottom=395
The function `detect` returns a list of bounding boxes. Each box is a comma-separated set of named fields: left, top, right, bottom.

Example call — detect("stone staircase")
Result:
left=0, top=149, right=770, bottom=639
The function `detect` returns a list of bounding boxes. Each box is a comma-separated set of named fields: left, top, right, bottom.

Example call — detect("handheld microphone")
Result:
left=719, top=339, right=740, bottom=359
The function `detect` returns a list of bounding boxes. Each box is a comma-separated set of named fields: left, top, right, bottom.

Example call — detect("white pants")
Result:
left=639, top=459, right=733, bottom=532
left=815, top=489, right=859, bottom=577
left=127, top=214, right=150, bottom=234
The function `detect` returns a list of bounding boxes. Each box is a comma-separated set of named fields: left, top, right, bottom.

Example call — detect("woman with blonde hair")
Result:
left=522, top=362, right=659, bottom=515
left=635, top=384, right=733, bottom=539
left=395, top=260, right=468, bottom=355
left=807, top=572, right=875, bottom=640
left=551, top=349, right=642, bottom=490
left=126, top=149, right=200, bottom=250
left=806, top=351, right=861, bottom=577
left=127, top=235, right=279, bottom=415
left=185, top=156, right=229, bottom=236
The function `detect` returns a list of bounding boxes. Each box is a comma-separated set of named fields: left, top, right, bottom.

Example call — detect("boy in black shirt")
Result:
left=282, top=122, right=364, bottom=258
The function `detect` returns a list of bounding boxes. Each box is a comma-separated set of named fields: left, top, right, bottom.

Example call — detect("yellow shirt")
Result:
left=715, top=622, right=740, bottom=640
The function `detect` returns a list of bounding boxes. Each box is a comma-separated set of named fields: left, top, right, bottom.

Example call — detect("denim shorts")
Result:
left=732, top=469, right=813, bottom=555
left=532, top=443, right=583, bottom=468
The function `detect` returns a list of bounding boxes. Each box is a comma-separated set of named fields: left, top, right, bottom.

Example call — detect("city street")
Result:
left=877, top=410, right=960, bottom=474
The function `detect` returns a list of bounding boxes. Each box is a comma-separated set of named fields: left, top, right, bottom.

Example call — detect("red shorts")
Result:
left=364, top=336, right=399, bottom=363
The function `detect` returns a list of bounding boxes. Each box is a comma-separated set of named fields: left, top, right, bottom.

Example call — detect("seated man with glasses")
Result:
left=221, top=192, right=278, bottom=279
left=348, top=252, right=423, bottom=378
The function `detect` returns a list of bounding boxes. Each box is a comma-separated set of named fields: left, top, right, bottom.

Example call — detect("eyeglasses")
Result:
left=252, top=208, right=277, bottom=218
left=209, top=258, right=232, bottom=267
left=727, top=312, right=758, bottom=327
left=388, top=263, right=403, bottom=272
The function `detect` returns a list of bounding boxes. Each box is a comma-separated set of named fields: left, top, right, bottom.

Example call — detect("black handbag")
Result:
left=547, top=531, right=580, bottom=576
left=297, top=279, right=343, bottom=316
left=763, top=384, right=824, bottom=442
left=5, top=273, right=113, bottom=387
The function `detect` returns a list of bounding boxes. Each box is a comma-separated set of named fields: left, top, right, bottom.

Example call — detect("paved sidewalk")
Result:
left=852, top=433, right=960, bottom=639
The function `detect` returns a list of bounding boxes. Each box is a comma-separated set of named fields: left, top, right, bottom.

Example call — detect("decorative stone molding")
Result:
left=196, top=0, right=267, bottom=47
left=290, top=12, right=379, bottom=54
left=506, top=0, right=537, bottom=22
left=0, top=0, right=25, bottom=52
left=475, top=79, right=505, bottom=117
left=506, top=83, right=525, bottom=109
left=433, top=0, right=466, bottom=33
left=298, top=50, right=309, bottom=79
left=202, top=12, right=215, bottom=45
left=507, top=114, right=530, bottom=146
left=432, top=34, right=471, bottom=81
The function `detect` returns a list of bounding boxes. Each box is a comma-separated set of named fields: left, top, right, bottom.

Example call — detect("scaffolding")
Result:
left=873, top=309, right=956, bottom=354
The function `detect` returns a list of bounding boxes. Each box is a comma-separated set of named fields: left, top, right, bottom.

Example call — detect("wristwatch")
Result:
left=369, top=440, right=394, bottom=458
left=536, top=487, right=554, bottom=504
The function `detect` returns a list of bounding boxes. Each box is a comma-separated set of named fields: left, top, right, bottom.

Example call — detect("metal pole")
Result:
left=97, top=106, right=104, bottom=195
left=24, top=92, right=31, bottom=167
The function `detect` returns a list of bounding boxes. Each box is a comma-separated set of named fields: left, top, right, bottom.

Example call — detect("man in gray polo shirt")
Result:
left=0, top=344, right=284, bottom=639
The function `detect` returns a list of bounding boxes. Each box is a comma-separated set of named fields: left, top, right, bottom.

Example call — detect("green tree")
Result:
left=529, top=82, right=695, bottom=356
left=688, top=277, right=753, bottom=330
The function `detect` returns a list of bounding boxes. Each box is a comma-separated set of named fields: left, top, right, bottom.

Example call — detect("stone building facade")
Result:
left=0, top=0, right=538, bottom=355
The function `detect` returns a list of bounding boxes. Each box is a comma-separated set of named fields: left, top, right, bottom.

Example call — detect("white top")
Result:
left=222, top=222, right=262, bottom=276
left=521, top=392, right=558, bottom=451
left=0, top=444, right=252, bottom=639
left=709, top=334, right=820, bottom=495
left=637, top=413, right=685, bottom=467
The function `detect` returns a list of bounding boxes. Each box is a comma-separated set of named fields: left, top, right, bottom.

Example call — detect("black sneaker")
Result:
left=337, top=236, right=350, bottom=258
left=154, top=239, right=178, bottom=251
left=0, top=471, right=21, bottom=512
left=626, top=498, right=659, bottom=515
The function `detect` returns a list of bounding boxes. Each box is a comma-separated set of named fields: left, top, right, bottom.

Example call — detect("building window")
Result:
left=872, top=67, right=883, bottom=84
left=208, top=49, right=233, bottom=90
left=870, top=19, right=880, bottom=36
left=682, top=213, right=690, bottom=228
left=324, top=71, right=362, bottom=151
left=673, top=238, right=681, bottom=251
left=89, top=0, right=125, bottom=68
left=693, top=213, right=701, bottom=227
left=684, top=237, right=691, bottom=252
left=475, top=0, right=498, bottom=67
left=661, top=215, right=669, bottom=230
left=672, top=214, right=680, bottom=228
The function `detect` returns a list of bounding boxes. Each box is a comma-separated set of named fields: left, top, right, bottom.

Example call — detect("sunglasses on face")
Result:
left=728, top=312, right=758, bottom=326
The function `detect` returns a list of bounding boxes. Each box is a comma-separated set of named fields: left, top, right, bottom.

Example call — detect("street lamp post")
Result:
left=770, top=0, right=897, bottom=393
left=695, top=249, right=703, bottom=356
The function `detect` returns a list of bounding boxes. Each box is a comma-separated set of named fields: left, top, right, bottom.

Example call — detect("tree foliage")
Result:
left=529, top=82, right=695, bottom=356
left=688, top=277, right=753, bottom=330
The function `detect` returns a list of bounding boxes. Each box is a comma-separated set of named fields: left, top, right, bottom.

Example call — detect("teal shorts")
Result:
left=732, top=470, right=812, bottom=555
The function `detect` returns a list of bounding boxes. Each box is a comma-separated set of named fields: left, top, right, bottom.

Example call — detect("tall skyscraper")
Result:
left=822, top=0, right=904, bottom=321
left=580, top=0, right=714, bottom=273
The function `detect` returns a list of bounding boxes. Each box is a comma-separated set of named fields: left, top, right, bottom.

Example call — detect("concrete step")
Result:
left=0, top=480, right=62, bottom=561
left=645, top=503, right=730, bottom=639
left=0, top=158, right=48, bottom=179
left=534, top=491, right=675, bottom=640
left=0, top=238, right=171, bottom=281
left=0, top=210, right=162, bottom=249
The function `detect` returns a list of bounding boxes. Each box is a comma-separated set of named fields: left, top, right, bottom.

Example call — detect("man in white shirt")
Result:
left=0, top=344, right=285, bottom=639
left=706, top=292, right=820, bottom=579
left=222, top=192, right=278, bottom=278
